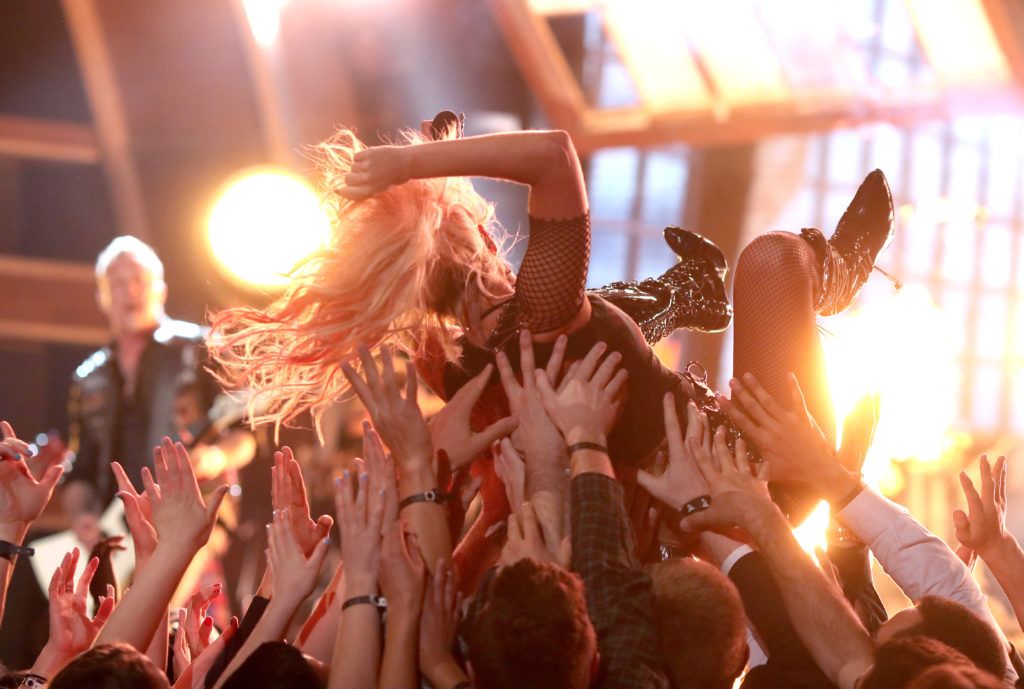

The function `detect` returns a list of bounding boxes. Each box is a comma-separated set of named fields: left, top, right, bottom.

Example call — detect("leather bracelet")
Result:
left=830, top=479, right=867, bottom=512
left=19, top=674, right=47, bottom=689
left=342, top=594, right=387, bottom=611
left=827, top=524, right=864, bottom=546
left=568, top=441, right=608, bottom=456
left=398, top=489, right=453, bottom=511
left=681, top=494, right=712, bottom=516
left=0, top=539, right=34, bottom=563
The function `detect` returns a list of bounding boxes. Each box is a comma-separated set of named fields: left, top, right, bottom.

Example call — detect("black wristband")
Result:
left=830, top=479, right=867, bottom=512
left=0, top=539, right=34, bottom=563
left=399, top=489, right=453, bottom=511
left=568, top=441, right=608, bottom=456
left=342, top=594, right=387, bottom=611
left=681, top=495, right=712, bottom=516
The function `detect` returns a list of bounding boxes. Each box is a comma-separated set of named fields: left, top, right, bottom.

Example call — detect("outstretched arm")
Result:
left=342, top=129, right=587, bottom=219
left=0, top=421, right=64, bottom=627
left=679, top=430, right=875, bottom=689
left=955, top=455, right=1024, bottom=635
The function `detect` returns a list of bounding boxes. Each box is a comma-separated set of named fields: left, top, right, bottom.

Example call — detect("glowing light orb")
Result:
left=823, top=285, right=960, bottom=494
left=207, top=168, right=331, bottom=289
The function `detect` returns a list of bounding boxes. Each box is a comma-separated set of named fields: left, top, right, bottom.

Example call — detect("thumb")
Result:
left=307, top=537, right=331, bottom=573
left=635, top=469, right=660, bottom=497
left=952, top=509, right=970, bottom=536
left=475, top=416, right=519, bottom=449
left=314, top=515, right=334, bottom=540
left=40, top=464, right=64, bottom=492
left=678, top=507, right=716, bottom=534
left=205, top=485, right=230, bottom=523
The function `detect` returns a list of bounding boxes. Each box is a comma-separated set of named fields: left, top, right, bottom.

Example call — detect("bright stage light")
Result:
left=824, top=285, right=960, bottom=493
left=206, top=167, right=331, bottom=289
left=242, top=0, right=290, bottom=47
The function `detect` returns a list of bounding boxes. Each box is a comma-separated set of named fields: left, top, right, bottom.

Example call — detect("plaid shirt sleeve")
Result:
left=571, top=473, right=669, bottom=689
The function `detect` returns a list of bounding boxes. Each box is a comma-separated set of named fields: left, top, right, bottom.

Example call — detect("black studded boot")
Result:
left=801, top=169, right=896, bottom=316
left=592, top=227, right=733, bottom=344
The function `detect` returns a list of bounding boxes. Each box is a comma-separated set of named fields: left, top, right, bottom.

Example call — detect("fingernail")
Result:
left=379, top=489, right=385, bottom=497
left=335, top=477, right=342, bottom=487
left=343, top=470, right=350, bottom=479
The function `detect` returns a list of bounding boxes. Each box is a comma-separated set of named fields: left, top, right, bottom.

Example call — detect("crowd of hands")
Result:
left=0, top=329, right=1021, bottom=688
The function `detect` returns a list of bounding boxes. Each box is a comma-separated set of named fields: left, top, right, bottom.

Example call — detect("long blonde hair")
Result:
left=208, top=126, right=510, bottom=432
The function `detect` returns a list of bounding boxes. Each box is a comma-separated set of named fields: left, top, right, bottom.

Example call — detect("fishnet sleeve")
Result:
left=513, top=213, right=591, bottom=333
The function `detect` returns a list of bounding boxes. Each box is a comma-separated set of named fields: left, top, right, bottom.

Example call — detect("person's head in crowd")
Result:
left=49, top=643, right=167, bottom=689
left=220, top=642, right=326, bottom=689
left=905, top=663, right=1004, bottom=689
left=874, top=595, right=1007, bottom=678
left=173, top=379, right=205, bottom=444
left=95, top=235, right=167, bottom=336
left=860, top=636, right=976, bottom=689
left=463, top=559, right=597, bottom=689
left=647, top=558, right=748, bottom=689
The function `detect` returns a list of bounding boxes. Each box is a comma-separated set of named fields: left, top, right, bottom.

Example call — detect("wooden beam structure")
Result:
left=980, top=0, right=1024, bottom=88
left=0, top=114, right=99, bottom=163
left=0, top=255, right=107, bottom=346
left=490, top=0, right=1024, bottom=150
left=61, top=0, right=151, bottom=240
left=487, top=0, right=588, bottom=136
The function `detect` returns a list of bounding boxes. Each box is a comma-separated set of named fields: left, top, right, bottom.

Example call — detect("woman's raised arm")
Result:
left=341, top=129, right=587, bottom=220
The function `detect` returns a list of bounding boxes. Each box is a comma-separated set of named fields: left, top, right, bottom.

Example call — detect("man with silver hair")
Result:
left=63, top=236, right=254, bottom=543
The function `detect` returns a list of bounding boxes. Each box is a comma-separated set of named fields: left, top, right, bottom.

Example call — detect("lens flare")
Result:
left=206, top=167, right=331, bottom=290
left=824, top=285, right=960, bottom=490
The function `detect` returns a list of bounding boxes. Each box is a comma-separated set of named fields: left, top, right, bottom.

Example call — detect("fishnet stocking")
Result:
left=488, top=214, right=590, bottom=347
left=733, top=232, right=835, bottom=446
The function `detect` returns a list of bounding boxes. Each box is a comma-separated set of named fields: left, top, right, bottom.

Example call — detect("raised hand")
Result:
left=272, top=447, right=334, bottom=556
left=112, top=461, right=158, bottom=565
left=0, top=420, right=64, bottom=529
left=268, top=507, right=331, bottom=607
left=499, top=500, right=570, bottom=568
left=45, top=549, right=116, bottom=657
left=495, top=330, right=565, bottom=460
left=361, top=423, right=399, bottom=532
left=336, top=467, right=385, bottom=597
left=428, top=363, right=517, bottom=471
left=145, top=438, right=229, bottom=553
left=636, top=396, right=711, bottom=511
left=534, top=340, right=627, bottom=441
left=182, top=583, right=221, bottom=661
left=342, top=344, right=432, bottom=470
left=338, top=145, right=411, bottom=201
left=678, top=427, right=772, bottom=534
left=173, top=614, right=238, bottom=689
left=494, top=438, right=526, bottom=518
left=378, top=521, right=427, bottom=614
left=719, top=373, right=844, bottom=491
left=954, top=455, right=1008, bottom=558
left=418, top=559, right=465, bottom=687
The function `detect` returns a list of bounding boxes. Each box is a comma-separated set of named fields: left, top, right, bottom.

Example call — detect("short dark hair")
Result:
left=220, top=642, right=324, bottom=689
left=862, top=636, right=974, bottom=689
left=906, top=663, right=1004, bottom=689
left=905, top=596, right=1007, bottom=677
left=647, top=558, right=747, bottom=689
left=464, top=560, right=596, bottom=689
left=49, top=643, right=167, bottom=689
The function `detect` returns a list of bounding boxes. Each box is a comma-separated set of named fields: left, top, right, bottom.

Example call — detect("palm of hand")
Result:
left=655, top=454, right=708, bottom=510
left=50, top=595, right=98, bottom=653
left=509, top=394, right=563, bottom=461
left=0, top=466, right=47, bottom=525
